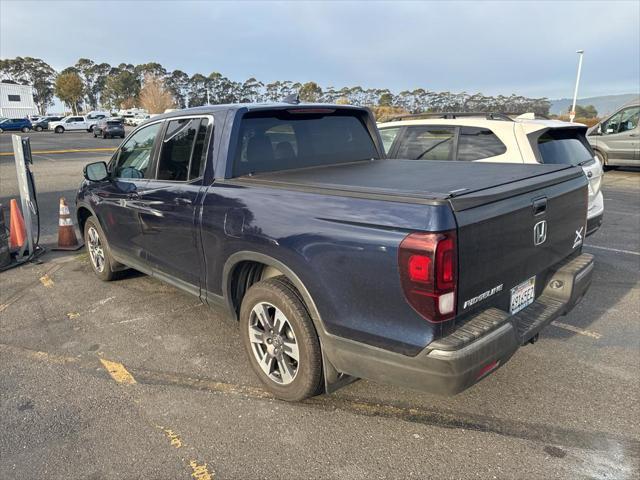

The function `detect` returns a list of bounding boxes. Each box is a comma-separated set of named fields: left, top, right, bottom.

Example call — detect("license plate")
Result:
left=510, top=276, right=536, bottom=314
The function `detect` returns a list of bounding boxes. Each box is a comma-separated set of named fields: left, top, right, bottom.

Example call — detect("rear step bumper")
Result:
left=324, top=253, right=594, bottom=396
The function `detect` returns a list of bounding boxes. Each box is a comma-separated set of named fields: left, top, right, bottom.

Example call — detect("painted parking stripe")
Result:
left=0, top=147, right=116, bottom=156
left=550, top=321, right=602, bottom=339
left=100, top=358, right=137, bottom=385
left=585, top=245, right=640, bottom=256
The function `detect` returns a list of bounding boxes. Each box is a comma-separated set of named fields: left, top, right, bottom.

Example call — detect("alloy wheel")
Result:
left=248, top=302, right=300, bottom=385
left=87, top=226, right=105, bottom=273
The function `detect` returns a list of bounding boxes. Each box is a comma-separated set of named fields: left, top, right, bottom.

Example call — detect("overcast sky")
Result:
left=1, top=0, right=639, bottom=99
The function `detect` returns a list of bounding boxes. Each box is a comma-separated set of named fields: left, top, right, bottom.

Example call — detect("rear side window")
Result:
left=457, top=127, right=506, bottom=161
left=394, top=126, right=455, bottom=160
left=536, top=129, right=593, bottom=165
left=379, top=127, right=401, bottom=154
left=234, top=110, right=378, bottom=176
left=157, top=117, right=210, bottom=181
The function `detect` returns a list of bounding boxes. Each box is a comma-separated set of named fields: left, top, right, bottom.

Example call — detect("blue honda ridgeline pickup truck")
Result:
left=77, top=103, right=594, bottom=401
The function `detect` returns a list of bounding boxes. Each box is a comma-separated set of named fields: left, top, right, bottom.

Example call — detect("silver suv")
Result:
left=587, top=99, right=639, bottom=168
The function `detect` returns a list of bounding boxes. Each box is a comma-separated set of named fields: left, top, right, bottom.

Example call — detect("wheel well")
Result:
left=229, top=261, right=285, bottom=319
left=76, top=207, right=92, bottom=235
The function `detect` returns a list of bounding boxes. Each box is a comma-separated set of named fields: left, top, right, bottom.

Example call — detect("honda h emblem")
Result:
left=533, top=220, right=547, bottom=246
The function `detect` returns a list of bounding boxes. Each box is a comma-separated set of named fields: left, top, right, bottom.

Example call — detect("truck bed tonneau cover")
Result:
left=237, top=159, right=583, bottom=210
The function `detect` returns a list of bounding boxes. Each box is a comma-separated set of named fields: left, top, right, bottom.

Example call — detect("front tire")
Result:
left=240, top=277, right=323, bottom=401
left=35, top=126, right=43, bottom=132
left=55, top=126, right=64, bottom=133
left=84, top=216, right=117, bottom=281
left=21, top=127, right=30, bottom=133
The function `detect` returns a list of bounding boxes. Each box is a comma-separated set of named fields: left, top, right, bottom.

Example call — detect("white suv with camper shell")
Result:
left=378, top=113, right=604, bottom=236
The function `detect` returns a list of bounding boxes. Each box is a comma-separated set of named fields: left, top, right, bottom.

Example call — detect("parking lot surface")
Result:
left=0, top=132, right=639, bottom=479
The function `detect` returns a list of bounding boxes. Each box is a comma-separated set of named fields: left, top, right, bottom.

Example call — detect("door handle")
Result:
left=174, top=197, right=192, bottom=206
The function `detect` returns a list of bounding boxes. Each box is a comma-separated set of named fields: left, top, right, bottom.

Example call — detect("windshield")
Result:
left=536, top=128, right=594, bottom=165
left=233, top=110, right=379, bottom=176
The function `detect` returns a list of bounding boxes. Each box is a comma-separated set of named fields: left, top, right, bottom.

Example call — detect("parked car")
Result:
left=31, top=115, right=63, bottom=132
left=587, top=99, right=639, bottom=168
left=378, top=113, right=604, bottom=236
left=49, top=115, right=92, bottom=133
left=131, top=114, right=151, bottom=126
left=0, top=117, right=32, bottom=133
left=93, top=119, right=125, bottom=138
left=77, top=103, right=594, bottom=401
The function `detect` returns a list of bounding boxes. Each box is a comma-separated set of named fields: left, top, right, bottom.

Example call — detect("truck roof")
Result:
left=151, top=102, right=369, bottom=122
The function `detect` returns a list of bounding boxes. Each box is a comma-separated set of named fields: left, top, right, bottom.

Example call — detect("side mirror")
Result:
left=84, top=161, right=109, bottom=182
left=596, top=124, right=602, bottom=135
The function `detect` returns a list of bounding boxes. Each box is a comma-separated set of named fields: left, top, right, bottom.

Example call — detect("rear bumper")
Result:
left=586, top=191, right=604, bottom=236
left=324, top=253, right=594, bottom=395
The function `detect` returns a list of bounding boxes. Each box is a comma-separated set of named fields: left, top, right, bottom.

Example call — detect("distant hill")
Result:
left=549, top=93, right=638, bottom=117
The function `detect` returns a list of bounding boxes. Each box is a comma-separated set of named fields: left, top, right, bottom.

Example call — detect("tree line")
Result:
left=0, top=56, right=552, bottom=116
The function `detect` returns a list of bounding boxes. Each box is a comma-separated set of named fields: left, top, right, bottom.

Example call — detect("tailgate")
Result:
left=452, top=167, right=588, bottom=319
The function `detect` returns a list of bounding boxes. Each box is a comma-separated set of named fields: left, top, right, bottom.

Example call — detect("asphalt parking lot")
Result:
left=0, top=132, right=639, bottom=479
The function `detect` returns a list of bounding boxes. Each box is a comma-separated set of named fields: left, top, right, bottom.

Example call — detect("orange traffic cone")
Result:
left=53, top=197, right=83, bottom=251
left=9, top=199, right=26, bottom=251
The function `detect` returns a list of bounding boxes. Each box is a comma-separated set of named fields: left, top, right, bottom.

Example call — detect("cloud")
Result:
left=1, top=0, right=638, bottom=98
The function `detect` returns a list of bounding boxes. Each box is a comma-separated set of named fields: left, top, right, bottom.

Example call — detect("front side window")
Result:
left=457, top=127, right=506, bottom=161
left=616, top=107, right=639, bottom=133
left=379, top=127, right=400, bottom=154
left=601, top=112, right=622, bottom=135
left=157, top=118, right=209, bottom=181
left=114, top=123, right=161, bottom=178
left=394, top=126, right=455, bottom=160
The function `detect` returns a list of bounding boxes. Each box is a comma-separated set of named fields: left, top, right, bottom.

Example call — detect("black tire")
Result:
left=93, top=132, right=97, bottom=138
left=595, top=150, right=613, bottom=171
left=55, top=126, right=64, bottom=133
left=240, top=276, right=323, bottom=401
left=120, top=135, right=125, bottom=139
left=103, top=133, right=109, bottom=139
left=35, top=126, right=43, bottom=132
left=84, top=216, right=118, bottom=281
left=21, top=127, right=29, bottom=133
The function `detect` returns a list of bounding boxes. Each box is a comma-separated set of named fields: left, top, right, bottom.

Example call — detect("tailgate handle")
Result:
left=532, top=197, right=547, bottom=216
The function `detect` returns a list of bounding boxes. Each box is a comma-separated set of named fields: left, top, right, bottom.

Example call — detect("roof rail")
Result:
left=379, top=112, right=515, bottom=123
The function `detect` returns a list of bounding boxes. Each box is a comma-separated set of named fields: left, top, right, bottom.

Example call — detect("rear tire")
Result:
left=35, top=126, right=43, bottom=132
left=240, top=276, right=323, bottom=401
left=55, top=126, right=64, bottom=133
left=595, top=150, right=613, bottom=171
left=84, top=216, right=118, bottom=281
left=21, top=127, right=29, bottom=133
left=103, top=133, right=108, bottom=139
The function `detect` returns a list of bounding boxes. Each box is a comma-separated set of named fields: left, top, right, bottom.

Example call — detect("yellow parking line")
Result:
left=551, top=321, right=602, bottom=339
left=189, top=460, right=214, bottom=480
left=100, top=358, right=137, bottom=385
left=0, top=147, right=116, bottom=156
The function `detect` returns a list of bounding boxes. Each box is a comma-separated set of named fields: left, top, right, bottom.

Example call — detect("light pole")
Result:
left=570, top=50, right=584, bottom=122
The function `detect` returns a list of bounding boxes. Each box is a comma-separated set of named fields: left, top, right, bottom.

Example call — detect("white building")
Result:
left=0, top=83, right=39, bottom=118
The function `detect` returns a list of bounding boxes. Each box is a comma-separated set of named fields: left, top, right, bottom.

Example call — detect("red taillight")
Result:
left=398, top=230, right=457, bottom=323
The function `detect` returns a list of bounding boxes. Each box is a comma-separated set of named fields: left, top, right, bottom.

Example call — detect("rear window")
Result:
left=233, top=110, right=379, bottom=176
left=536, top=129, right=593, bottom=165
left=106, top=121, right=121, bottom=126
left=457, top=127, right=506, bottom=161
left=395, top=126, right=455, bottom=160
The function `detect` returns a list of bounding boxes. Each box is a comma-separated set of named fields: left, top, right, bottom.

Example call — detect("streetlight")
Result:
left=570, top=50, right=584, bottom=122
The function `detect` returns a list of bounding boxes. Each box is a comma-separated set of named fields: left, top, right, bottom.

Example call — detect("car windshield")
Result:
left=234, top=109, right=379, bottom=176
left=536, top=128, right=594, bottom=165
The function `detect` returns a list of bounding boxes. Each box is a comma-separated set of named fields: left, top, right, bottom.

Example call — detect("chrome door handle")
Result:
left=174, top=197, right=192, bottom=206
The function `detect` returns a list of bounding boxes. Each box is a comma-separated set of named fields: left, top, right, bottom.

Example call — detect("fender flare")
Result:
left=222, top=251, right=356, bottom=392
